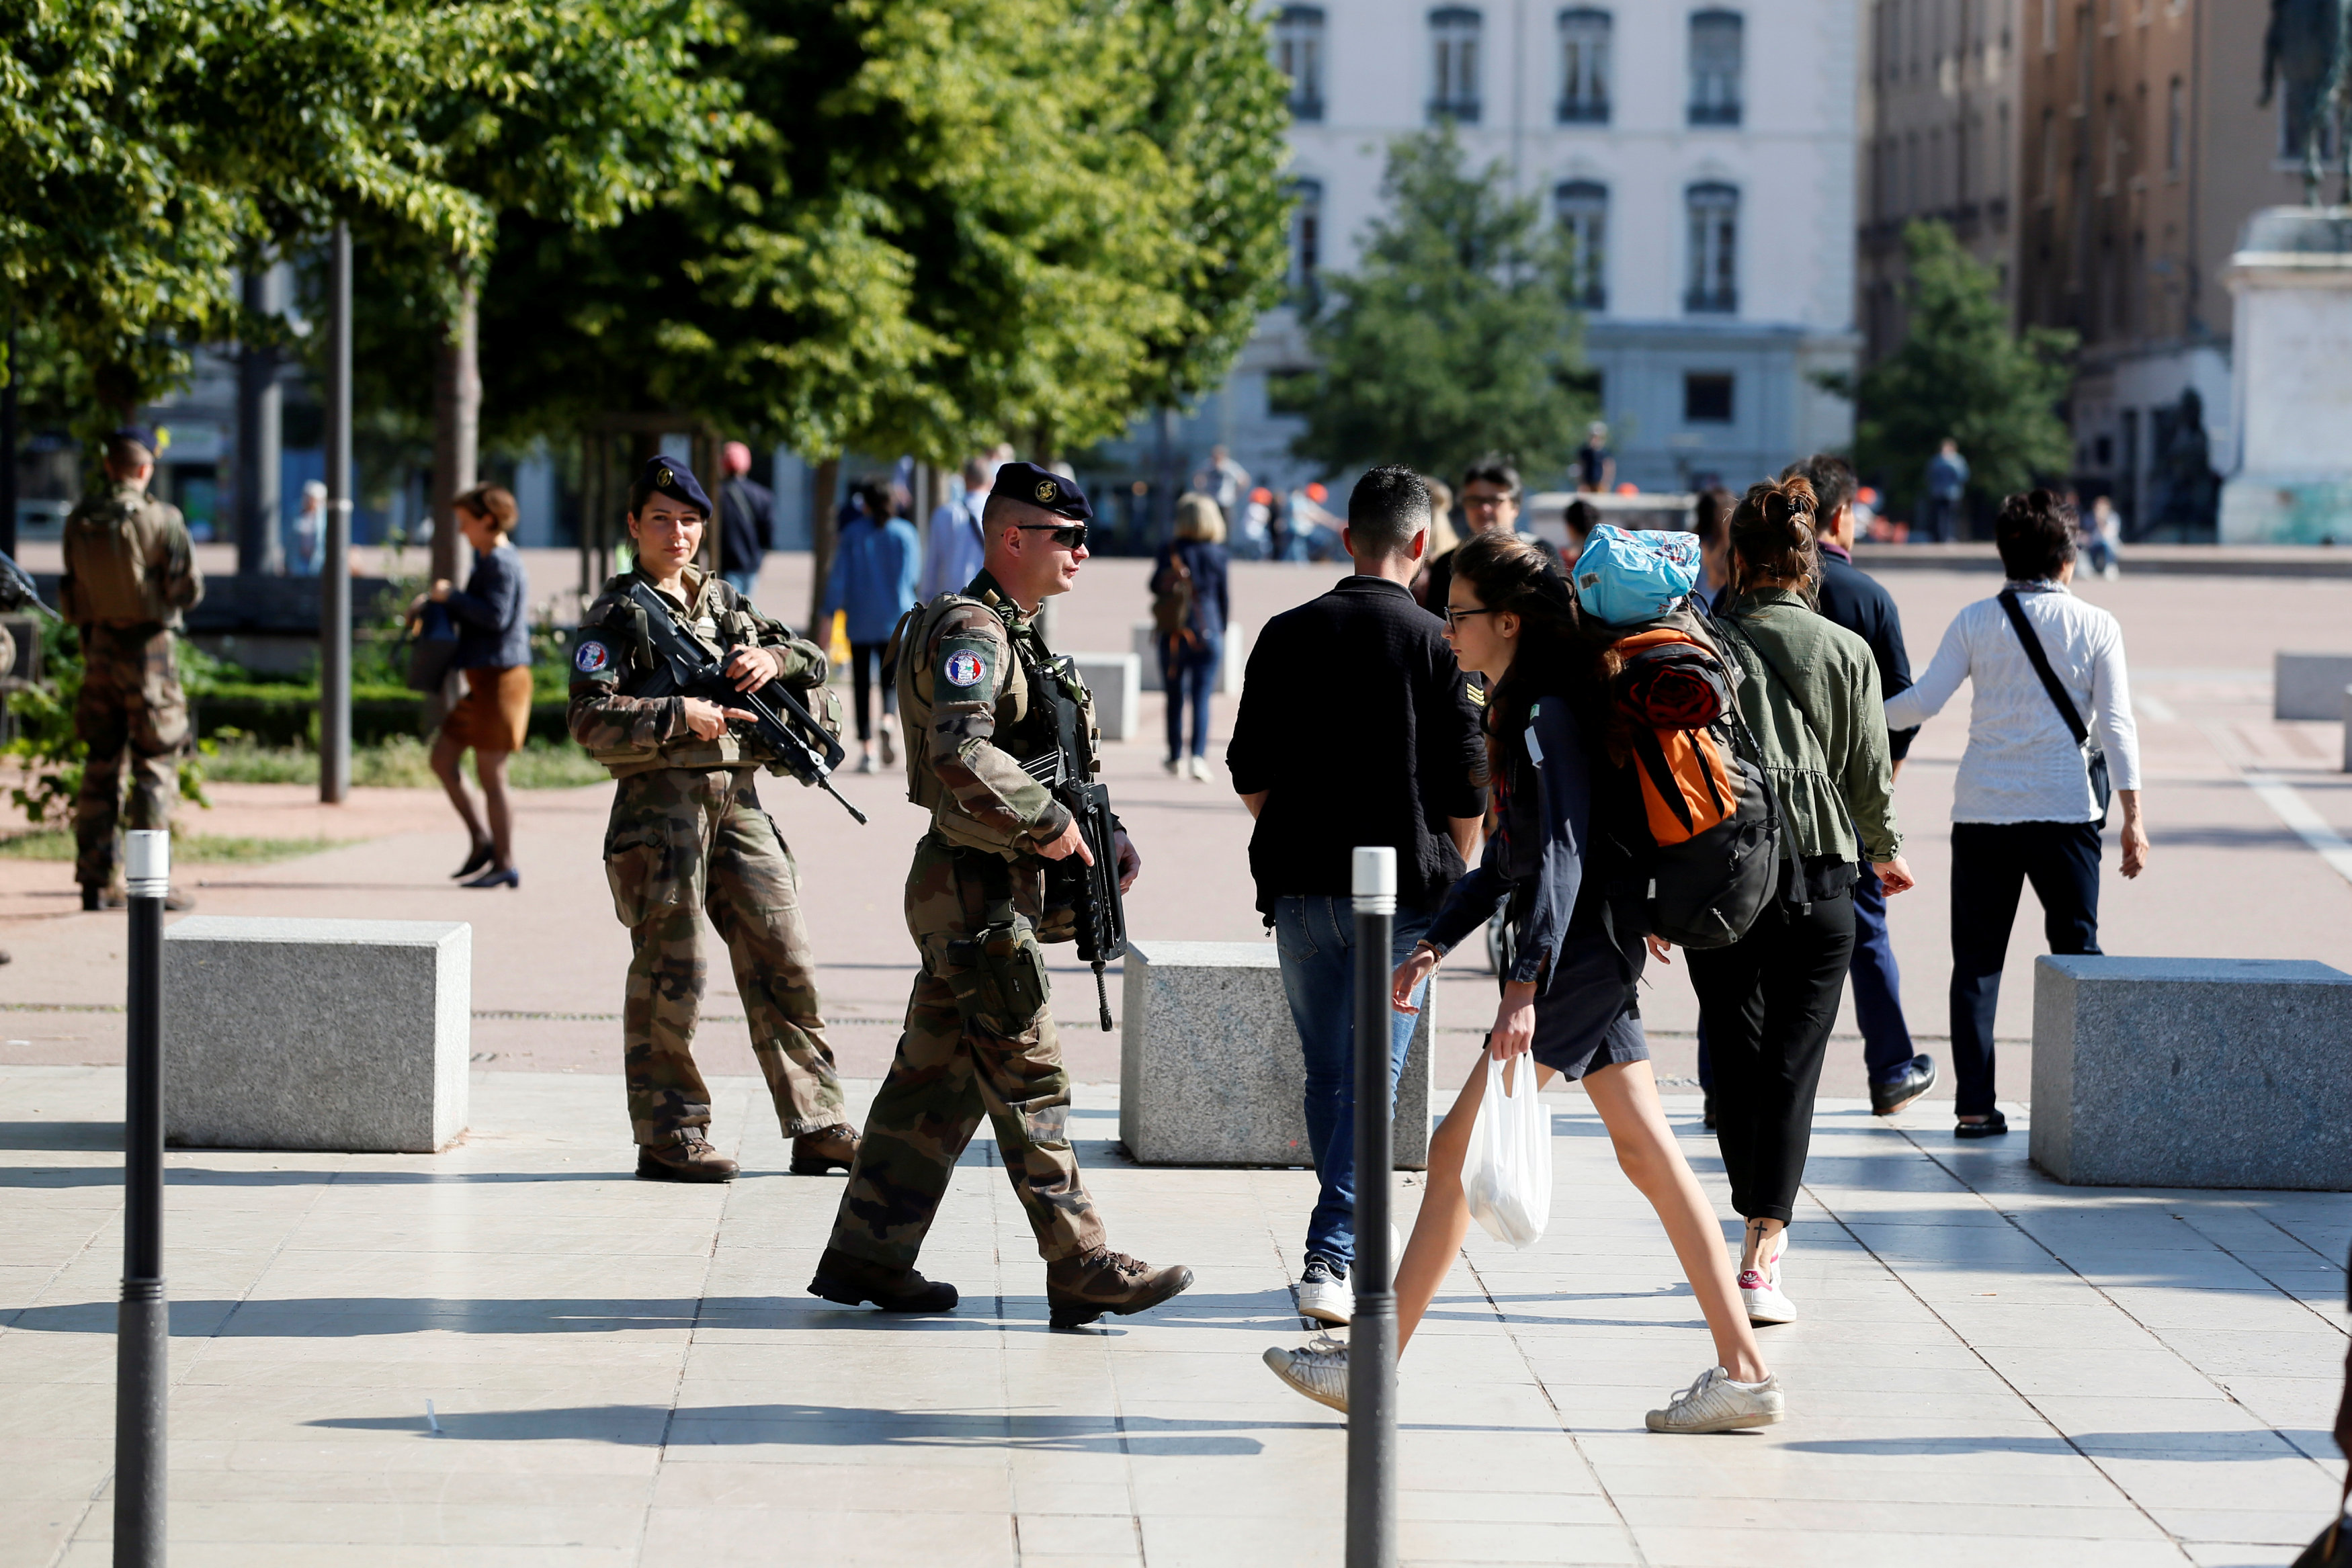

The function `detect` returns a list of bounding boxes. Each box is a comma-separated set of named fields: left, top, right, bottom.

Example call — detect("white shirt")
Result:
left=920, top=491, right=987, bottom=600
left=1884, top=579, right=2142, bottom=824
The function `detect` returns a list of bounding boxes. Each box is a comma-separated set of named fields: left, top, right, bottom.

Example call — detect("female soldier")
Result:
left=568, top=456, right=861, bottom=1183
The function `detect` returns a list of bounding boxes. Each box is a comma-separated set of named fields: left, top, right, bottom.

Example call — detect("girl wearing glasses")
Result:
left=1263, top=529, right=1784, bottom=1434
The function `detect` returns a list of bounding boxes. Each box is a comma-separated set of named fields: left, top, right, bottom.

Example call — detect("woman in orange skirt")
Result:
left=424, top=484, right=532, bottom=887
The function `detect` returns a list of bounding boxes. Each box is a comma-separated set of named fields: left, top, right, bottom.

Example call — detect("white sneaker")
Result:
left=1645, top=1366, right=1785, bottom=1433
left=1296, top=1256, right=1351, bottom=1325
left=1187, top=754, right=1211, bottom=782
left=1263, top=1334, right=1350, bottom=1413
left=1739, top=1229, right=1796, bottom=1325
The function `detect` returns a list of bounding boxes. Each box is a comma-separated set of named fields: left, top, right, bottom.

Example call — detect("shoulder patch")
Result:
left=574, top=638, right=614, bottom=675
left=1466, top=679, right=1487, bottom=707
left=943, top=648, right=986, bottom=688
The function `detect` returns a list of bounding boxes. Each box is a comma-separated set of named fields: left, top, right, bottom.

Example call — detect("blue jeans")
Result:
left=1159, top=629, right=1221, bottom=760
left=1275, top=894, right=1433, bottom=1270
left=722, top=568, right=761, bottom=601
left=1695, top=865, right=1916, bottom=1089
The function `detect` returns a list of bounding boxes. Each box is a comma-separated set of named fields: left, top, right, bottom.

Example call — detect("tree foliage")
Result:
left=1286, top=127, right=1596, bottom=482
left=1851, top=220, right=2076, bottom=513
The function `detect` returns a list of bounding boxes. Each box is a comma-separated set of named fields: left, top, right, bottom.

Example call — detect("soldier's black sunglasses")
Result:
left=1015, top=521, right=1089, bottom=550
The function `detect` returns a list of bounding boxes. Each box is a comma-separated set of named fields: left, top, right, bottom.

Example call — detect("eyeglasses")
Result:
left=1461, top=492, right=1514, bottom=508
left=1015, top=522, right=1089, bottom=550
left=1441, top=605, right=1497, bottom=629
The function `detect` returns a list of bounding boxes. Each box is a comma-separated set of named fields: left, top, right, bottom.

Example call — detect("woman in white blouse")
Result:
left=1884, top=490, right=2150, bottom=1138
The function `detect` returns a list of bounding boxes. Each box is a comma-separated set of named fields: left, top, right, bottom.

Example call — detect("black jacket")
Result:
left=718, top=477, right=774, bottom=576
left=1226, top=575, right=1488, bottom=920
left=1815, top=543, right=1918, bottom=760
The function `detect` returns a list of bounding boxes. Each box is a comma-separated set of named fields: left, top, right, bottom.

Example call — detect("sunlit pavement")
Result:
left=0, top=1065, right=2340, bottom=1567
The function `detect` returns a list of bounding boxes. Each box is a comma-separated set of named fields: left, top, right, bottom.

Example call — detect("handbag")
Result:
left=1997, top=590, right=2111, bottom=826
left=403, top=601, right=461, bottom=694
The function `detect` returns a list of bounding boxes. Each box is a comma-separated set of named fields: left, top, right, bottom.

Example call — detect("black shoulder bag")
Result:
left=1997, top=589, right=2110, bottom=826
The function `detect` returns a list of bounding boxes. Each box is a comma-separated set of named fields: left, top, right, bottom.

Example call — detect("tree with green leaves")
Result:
left=1850, top=220, right=2076, bottom=518
left=1285, top=126, right=1596, bottom=483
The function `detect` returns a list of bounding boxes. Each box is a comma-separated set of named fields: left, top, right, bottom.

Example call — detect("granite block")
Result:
left=1132, top=622, right=1247, bottom=696
left=2341, top=687, right=2352, bottom=772
left=2031, top=955, right=2352, bottom=1189
left=2273, top=652, right=2352, bottom=720
left=1068, top=653, right=1141, bottom=744
left=163, top=916, right=471, bottom=1153
left=1118, top=939, right=1431, bottom=1168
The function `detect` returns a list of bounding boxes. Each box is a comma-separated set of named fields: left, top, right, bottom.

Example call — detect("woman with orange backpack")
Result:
left=1683, top=477, right=1913, bottom=1327
left=1261, top=528, right=1786, bottom=1434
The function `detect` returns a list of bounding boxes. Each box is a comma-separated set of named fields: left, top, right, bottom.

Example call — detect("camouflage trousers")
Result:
left=829, top=833, right=1106, bottom=1268
left=73, top=623, right=187, bottom=889
left=603, top=767, right=848, bottom=1147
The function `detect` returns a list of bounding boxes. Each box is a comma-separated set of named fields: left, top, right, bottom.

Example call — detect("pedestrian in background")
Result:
left=1562, top=497, right=1599, bottom=564
left=1694, top=486, right=1736, bottom=601
left=1885, top=489, right=2148, bottom=1139
left=717, top=442, right=773, bottom=600
left=1407, top=475, right=1459, bottom=608
left=290, top=479, right=327, bottom=575
left=1190, top=443, right=1251, bottom=519
left=422, top=484, right=532, bottom=889
left=2081, top=494, right=2124, bottom=578
left=820, top=478, right=921, bottom=773
left=1577, top=421, right=1615, bottom=493
left=1418, top=455, right=1561, bottom=619
left=1919, top=438, right=1970, bottom=543
left=1226, top=465, right=1486, bottom=1327
left=1150, top=492, right=1231, bottom=781
left=921, top=452, right=997, bottom=600
left=1682, top=476, right=1912, bottom=1329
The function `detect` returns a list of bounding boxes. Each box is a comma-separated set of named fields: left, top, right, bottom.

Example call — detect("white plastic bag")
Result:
left=1462, top=1053, right=1553, bottom=1248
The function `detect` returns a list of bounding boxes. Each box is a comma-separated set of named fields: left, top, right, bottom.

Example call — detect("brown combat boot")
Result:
left=634, top=1130, right=739, bottom=1184
left=1045, top=1248, right=1195, bottom=1330
left=789, top=1124, right=860, bottom=1176
left=806, top=1247, right=959, bottom=1313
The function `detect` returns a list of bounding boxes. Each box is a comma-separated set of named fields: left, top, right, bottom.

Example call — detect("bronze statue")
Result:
left=2264, top=0, right=2352, bottom=206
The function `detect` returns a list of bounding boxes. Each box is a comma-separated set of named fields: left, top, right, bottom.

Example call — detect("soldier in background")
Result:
left=569, top=455, right=861, bottom=1183
left=811, top=462, right=1193, bottom=1329
left=60, top=427, right=202, bottom=912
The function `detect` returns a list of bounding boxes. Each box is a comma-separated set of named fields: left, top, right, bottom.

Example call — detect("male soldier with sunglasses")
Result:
left=811, top=462, right=1194, bottom=1328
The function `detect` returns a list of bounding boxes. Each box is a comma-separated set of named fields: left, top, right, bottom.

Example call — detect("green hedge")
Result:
left=195, top=683, right=572, bottom=748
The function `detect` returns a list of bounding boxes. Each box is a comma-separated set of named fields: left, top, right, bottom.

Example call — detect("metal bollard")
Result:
left=116, top=829, right=169, bottom=1567
left=1346, top=845, right=1397, bottom=1568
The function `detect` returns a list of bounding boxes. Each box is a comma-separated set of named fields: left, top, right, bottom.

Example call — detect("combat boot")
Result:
left=634, top=1130, right=739, bottom=1184
left=1045, top=1248, right=1195, bottom=1330
left=806, top=1246, right=959, bottom=1313
left=789, top=1123, right=860, bottom=1176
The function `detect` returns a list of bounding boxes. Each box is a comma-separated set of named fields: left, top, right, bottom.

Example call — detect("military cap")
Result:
left=634, top=455, right=712, bottom=517
left=995, top=461, right=1093, bottom=523
left=109, top=426, right=159, bottom=460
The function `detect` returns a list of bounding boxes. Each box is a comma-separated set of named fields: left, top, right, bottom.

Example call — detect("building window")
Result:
left=1684, top=372, right=1735, bottom=423
left=1289, top=179, right=1322, bottom=310
left=1688, top=10, right=1743, bottom=126
left=1275, top=7, right=1326, bottom=122
left=1555, top=181, right=1609, bottom=308
left=1429, top=7, right=1482, bottom=123
left=1685, top=183, right=1738, bottom=314
left=1557, top=8, right=1611, bottom=123
left=2165, top=76, right=2183, bottom=173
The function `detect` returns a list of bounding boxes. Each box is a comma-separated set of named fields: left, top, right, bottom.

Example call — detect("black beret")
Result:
left=635, top=455, right=712, bottom=517
left=109, top=426, right=158, bottom=459
left=994, top=461, right=1092, bottom=523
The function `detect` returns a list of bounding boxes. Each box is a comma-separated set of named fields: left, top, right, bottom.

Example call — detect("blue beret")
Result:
left=110, top=426, right=158, bottom=458
left=635, top=455, right=712, bottom=517
left=994, top=461, right=1092, bottom=523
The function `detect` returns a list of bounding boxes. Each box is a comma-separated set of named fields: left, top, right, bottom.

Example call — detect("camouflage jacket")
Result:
left=567, top=567, right=829, bottom=779
left=890, top=570, right=1099, bottom=859
left=59, top=483, right=203, bottom=629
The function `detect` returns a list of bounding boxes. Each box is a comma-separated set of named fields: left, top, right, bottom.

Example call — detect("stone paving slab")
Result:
left=0, top=1065, right=2341, bottom=1567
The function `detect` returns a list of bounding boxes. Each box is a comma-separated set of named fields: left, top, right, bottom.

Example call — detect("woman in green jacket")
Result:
left=1681, top=476, right=1915, bottom=1328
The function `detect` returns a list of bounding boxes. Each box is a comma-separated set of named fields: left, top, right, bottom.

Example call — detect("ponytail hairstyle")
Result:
left=1728, top=474, right=1820, bottom=602
left=1446, top=529, right=1605, bottom=775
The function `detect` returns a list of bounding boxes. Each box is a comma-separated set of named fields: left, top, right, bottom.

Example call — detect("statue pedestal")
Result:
left=2221, top=208, right=2352, bottom=543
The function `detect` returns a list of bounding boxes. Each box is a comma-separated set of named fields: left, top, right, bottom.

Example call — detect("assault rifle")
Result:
left=0, top=552, right=59, bottom=621
left=1027, top=654, right=1128, bottom=1031
left=625, top=580, right=868, bottom=825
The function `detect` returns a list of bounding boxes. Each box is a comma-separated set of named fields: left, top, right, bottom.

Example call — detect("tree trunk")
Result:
left=806, top=455, right=841, bottom=640
left=430, top=269, right=480, bottom=583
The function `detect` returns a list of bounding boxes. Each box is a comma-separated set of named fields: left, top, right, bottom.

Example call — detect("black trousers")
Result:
left=847, top=641, right=898, bottom=742
left=1948, top=820, right=2102, bottom=1117
left=1686, top=892, right=1856, bottom=1225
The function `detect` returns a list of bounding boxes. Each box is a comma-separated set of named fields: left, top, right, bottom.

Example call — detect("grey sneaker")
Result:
left=1263, top=1334, right=1350, bottom=1413
left=1296, top=1255, right=1351, bottom=1325
left=1645, top=1366, right=1785, bottom=1433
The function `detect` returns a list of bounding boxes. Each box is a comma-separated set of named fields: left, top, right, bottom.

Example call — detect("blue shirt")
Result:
left=444, top=542, right=530, bottom=669
left=821, top=513, right=922, bottom=644
left=1150, top=539, right=1230, bottom=640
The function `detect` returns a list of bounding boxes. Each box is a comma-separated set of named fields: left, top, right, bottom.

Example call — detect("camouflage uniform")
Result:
left=58, top=482, right=202, bottom=891
left=569, top=566, right=849, bottom=1148
left=827, top=568, right=1111, bottom=1268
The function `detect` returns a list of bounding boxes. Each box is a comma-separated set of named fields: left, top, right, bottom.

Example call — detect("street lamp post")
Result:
left=114, top=828, right=170, bottom=1567
left=320, top=223, right=352, bottom=803
left=1347, top=844, right=1398, bottom=1568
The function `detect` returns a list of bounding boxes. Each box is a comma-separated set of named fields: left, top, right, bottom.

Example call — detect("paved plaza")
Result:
left=2, top=558, right=2349, bottom=1563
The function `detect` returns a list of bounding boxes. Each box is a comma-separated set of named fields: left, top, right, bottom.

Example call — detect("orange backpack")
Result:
left=1611, top=624, right=1740, bottom=844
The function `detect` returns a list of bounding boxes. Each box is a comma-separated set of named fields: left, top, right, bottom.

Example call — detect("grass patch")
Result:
left=203, top=736, right=608, bottom=790
left=0, top=829, right=354, bottom=863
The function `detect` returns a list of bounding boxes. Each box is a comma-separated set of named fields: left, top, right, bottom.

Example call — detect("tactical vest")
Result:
left=63, top=490, right=171, bottom=625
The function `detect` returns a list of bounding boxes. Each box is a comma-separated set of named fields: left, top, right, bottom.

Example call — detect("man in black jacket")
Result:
left=1227, top=466, right=1488, bottom=1326
left=717, top=441, right=773, bottom=601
